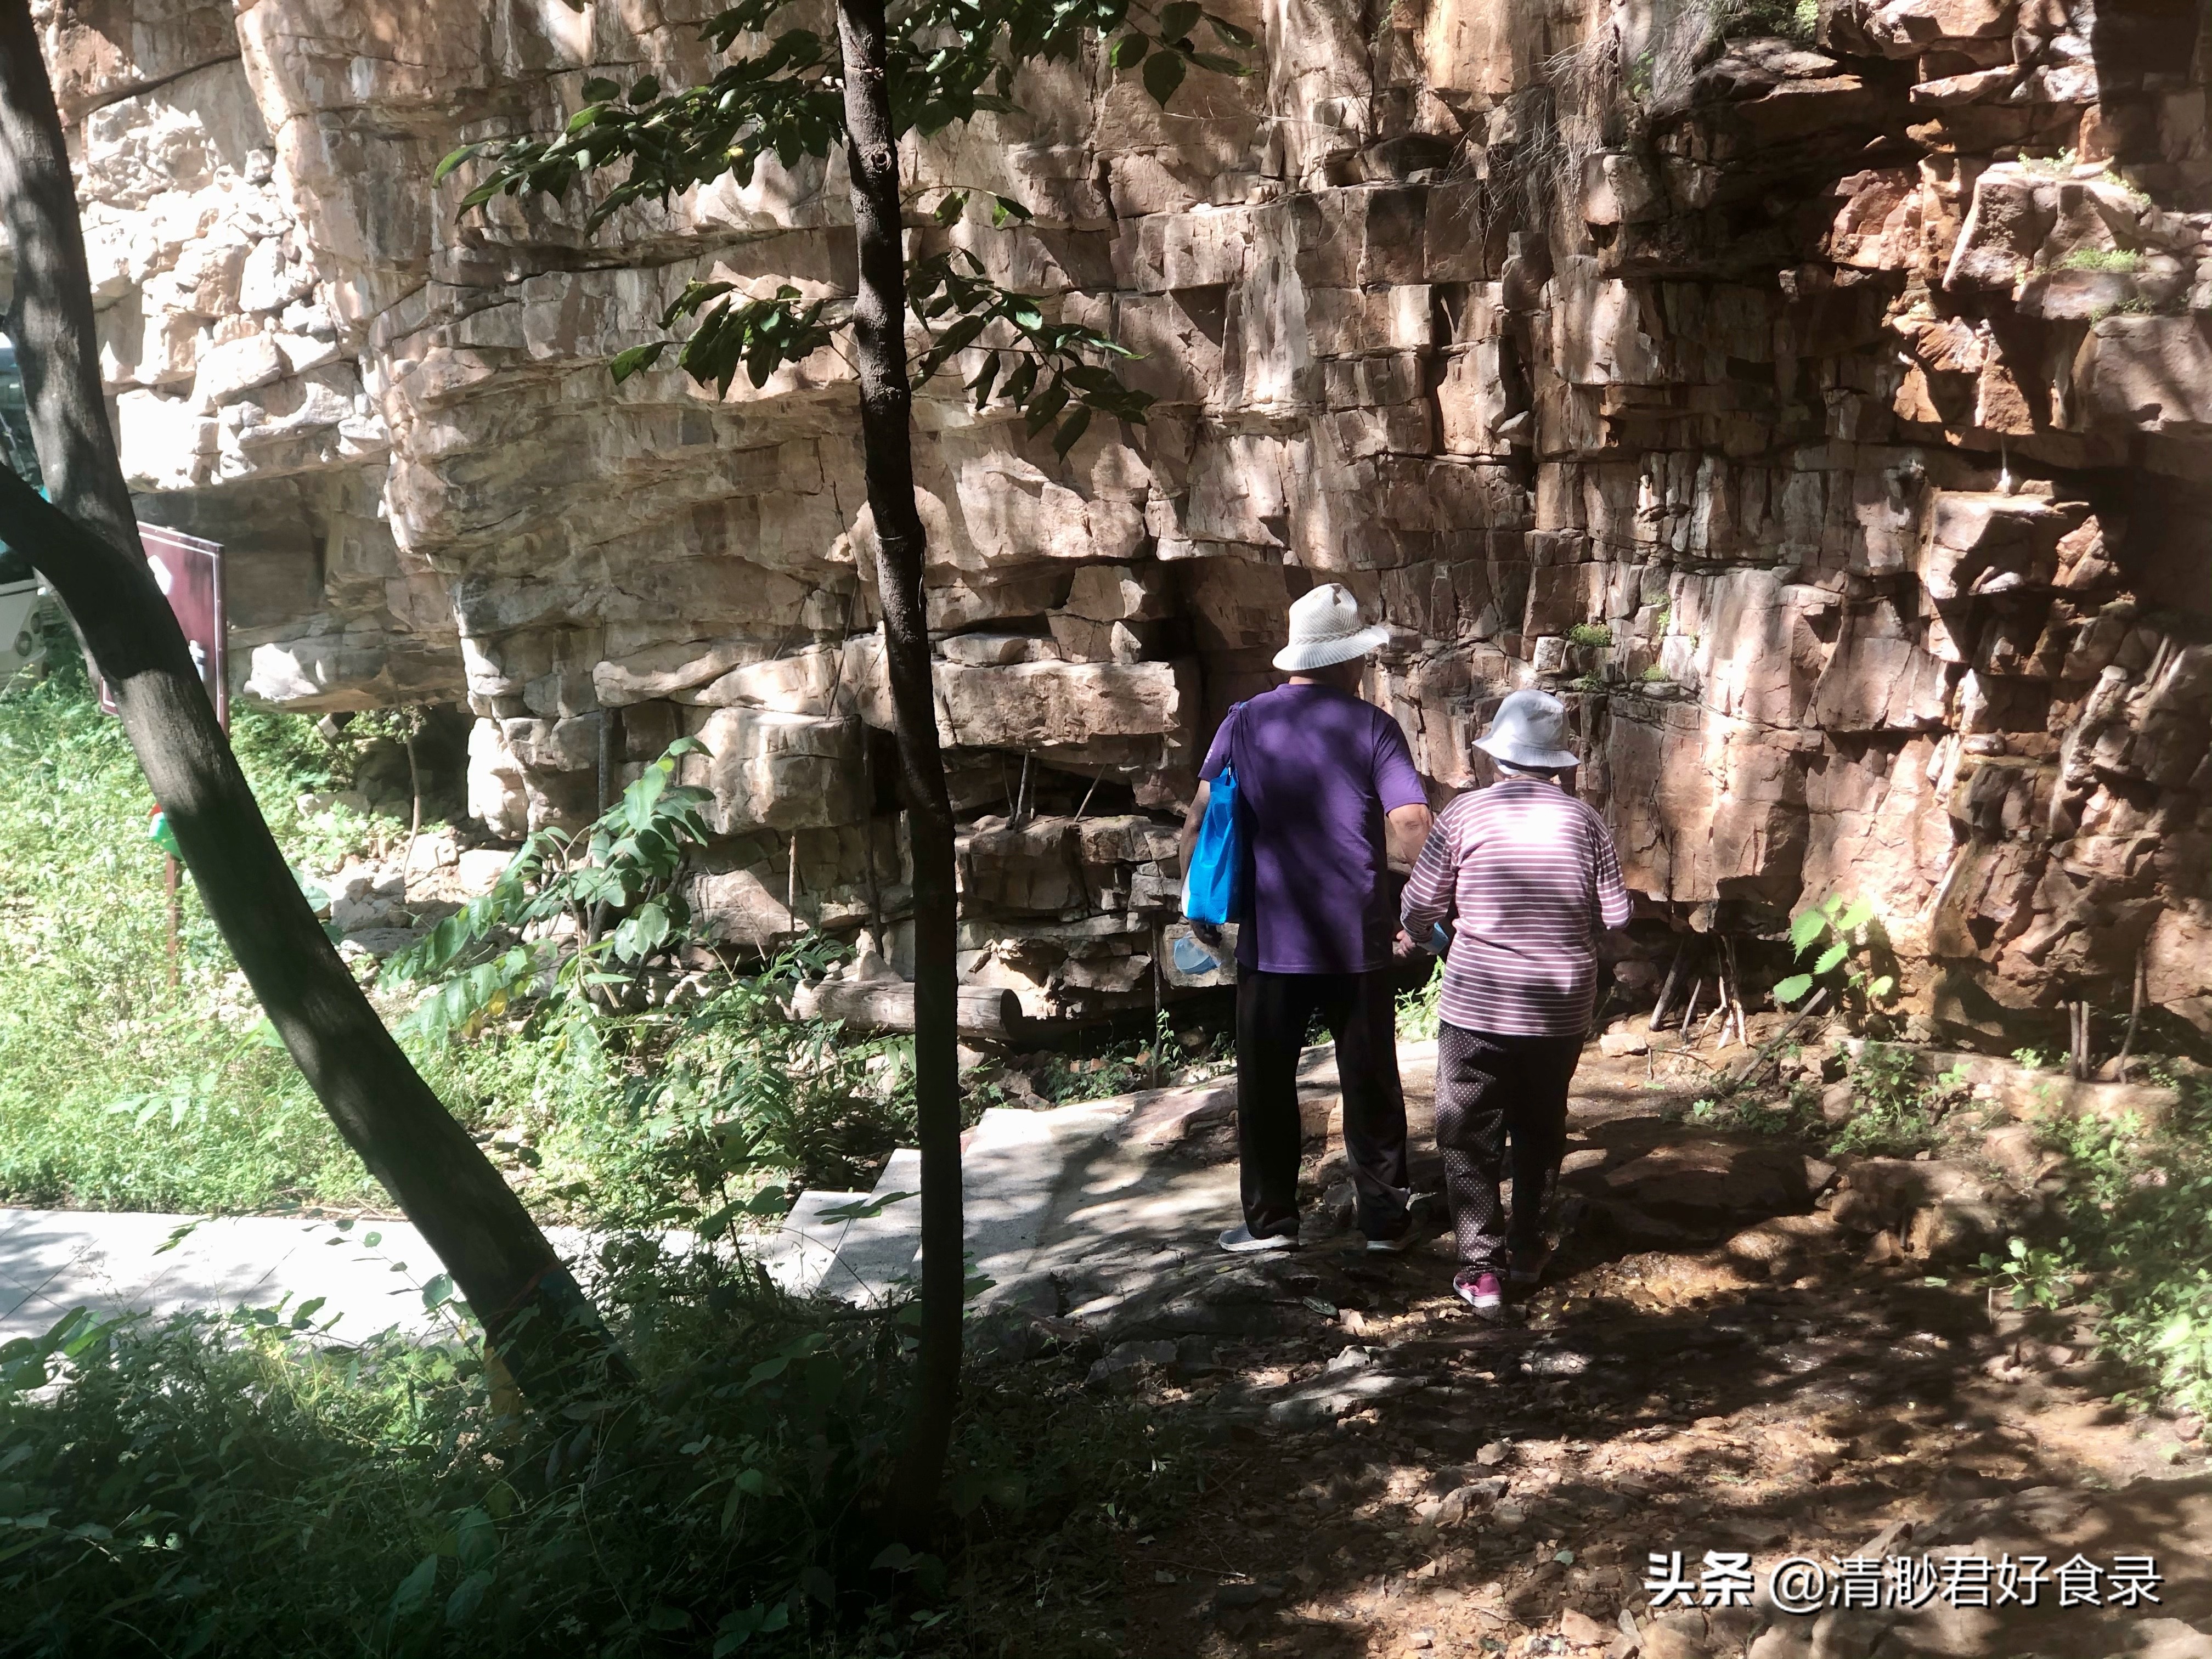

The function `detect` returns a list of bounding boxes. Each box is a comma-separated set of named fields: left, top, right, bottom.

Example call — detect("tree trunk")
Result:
left=834, top=0, right=965, bottom=1536
left=0, top=5, right=624, bottom=1402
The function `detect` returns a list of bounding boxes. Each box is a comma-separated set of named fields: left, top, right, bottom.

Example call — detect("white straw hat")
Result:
left=1273, top=583, right=1391, bottom=673
left=1474, top=689, right=1581, bottom=771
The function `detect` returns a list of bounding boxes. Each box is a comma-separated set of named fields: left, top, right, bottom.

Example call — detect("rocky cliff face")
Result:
left=12, top=0, right=2211, bottom=1042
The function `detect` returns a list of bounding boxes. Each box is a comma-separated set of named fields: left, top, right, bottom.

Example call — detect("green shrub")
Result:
left=1824, top=1042, right=1954, bottom=1156
left=1771, top=893, right=1896, bottom=1026
left=1565, top=622, right=1614, bottom=648
left=0, top=1239, right=1185, bottom=1658
left=387, top=742, right=717, bottom=1043
left=2018, top=1086, right=2212, bottom=1421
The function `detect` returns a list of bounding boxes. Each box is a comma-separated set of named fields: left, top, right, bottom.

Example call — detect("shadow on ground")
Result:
left=983, top=1049, right=2212, bottom=1659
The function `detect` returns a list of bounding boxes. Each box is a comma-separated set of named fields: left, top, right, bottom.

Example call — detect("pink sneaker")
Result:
left=1453, top=1268, right=1504, bottom=1313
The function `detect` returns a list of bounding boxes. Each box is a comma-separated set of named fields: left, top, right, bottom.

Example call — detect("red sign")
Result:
left=100, top=524, right=227, bottom=730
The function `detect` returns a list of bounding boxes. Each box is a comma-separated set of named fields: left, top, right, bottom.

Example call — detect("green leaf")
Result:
left=422, top=1273, right=455, bottom=1312
left=1023, top=379, right=1071, bottom=434
left=1141, top=47, right=1187, bottom=105
left=628, top=75, right=662, bottom=104
left=433, top=143, right=479, bottom=184
left=931, top=190, right=968, bottom=225
left=1206, top=13, right=1256, bottom=47
left=1837, top=897, right=1875, bottom=933
left=454, top=1506, right=497, bottom=1570
left=968, top=352, right=1001, bottom=410
left=391, top=1554, right=439, bottom=1618
left=1188, top=50, right=1248, bottom=74
left=580, top=76, right=620, bottom=101
left=1156, top=1, right=1202, bottom=41
left=1788, top=907, right=1827, bottom=953
left=1771, top=973, right=1814, bottom=1006
left=609, top=341, right=668, bottom=382
left=444, top=1570, right=492, bottom=1626
left=989, top=194, right=1034, bottom=227
left=1813, top=941, right=1850, bottom=975
left=1053, top=404, right=1093, bottom=456
left=1867, top=975, right=1895, bottom=1000
left=1108, top=32, right=1149, bottom=66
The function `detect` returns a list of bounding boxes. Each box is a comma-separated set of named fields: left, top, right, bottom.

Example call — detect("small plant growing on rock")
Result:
left=1773, top=891, right=1895, bottom=1021
left=1979, top=1234, right=2076, bottom=1311
left=2060, top=247, right=2144, bottom=274
left=1566, top=622, right=1615, bottom=647
left=1639, top=663, right=1670, bottom=682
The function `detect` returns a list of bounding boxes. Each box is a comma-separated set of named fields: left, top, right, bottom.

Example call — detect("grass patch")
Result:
left=0, top=678, right=929, bottom=1222
left=2, top=1246, right=1190, bottom=1657
left=0, top=677, right=383, bottom=1212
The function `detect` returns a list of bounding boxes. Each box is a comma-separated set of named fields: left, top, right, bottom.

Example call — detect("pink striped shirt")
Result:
left=1400, top=777, right=1632, bottom=1037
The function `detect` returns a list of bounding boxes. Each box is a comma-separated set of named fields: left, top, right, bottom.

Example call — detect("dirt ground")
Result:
left=1080, top=1049, right=2212, bottom=1659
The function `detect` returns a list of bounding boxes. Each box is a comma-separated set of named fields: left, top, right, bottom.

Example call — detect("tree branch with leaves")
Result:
left=437, top=0, right=1248, bottom=1532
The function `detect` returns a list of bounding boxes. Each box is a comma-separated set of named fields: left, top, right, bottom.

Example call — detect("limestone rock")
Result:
left=31, top=0, right=2212, bottom=1026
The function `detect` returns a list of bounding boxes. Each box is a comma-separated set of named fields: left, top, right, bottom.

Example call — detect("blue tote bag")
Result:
left=1182, top=706, right=1246, bottom=927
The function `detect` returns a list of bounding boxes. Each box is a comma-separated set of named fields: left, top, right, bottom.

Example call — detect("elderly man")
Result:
left=1400, top=689, right=1630, bottom=1314
left=1180, top=583, right=1434, bottom=1255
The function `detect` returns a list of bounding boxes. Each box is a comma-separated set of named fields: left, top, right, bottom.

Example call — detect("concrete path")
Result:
left=0, top=1207, right=496, bottom=1345
left=774, top=1038, right=1438, bottom=1311
left=1, top=1038, right=1437, bottom=1345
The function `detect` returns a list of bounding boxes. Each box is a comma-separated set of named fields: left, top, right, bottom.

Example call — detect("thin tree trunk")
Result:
left=835, top=0, right=964, bottom=1535
left=0, top=10, right=622, bottom=1401
left=400, top=714, right=423, bottom=902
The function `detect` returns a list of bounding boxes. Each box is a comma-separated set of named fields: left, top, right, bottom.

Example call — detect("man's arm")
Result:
left=1177, top=780, right=1211, bottom=878
left=1177, top=780, right=1224, bottom=944
left=1385, top=803, right=1432, bottom=874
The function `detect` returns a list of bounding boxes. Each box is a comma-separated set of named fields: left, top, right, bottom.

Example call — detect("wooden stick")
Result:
left=1724, top=987, right=1831, bottom=1090
left=1679, top=975, right=1704, bottom=1041
left=1721, top=935, right=1747, bottom=1049
left=2109, top=950, right=2146, bottom=1083
left=1649, top=942, right=1686, bottom=1034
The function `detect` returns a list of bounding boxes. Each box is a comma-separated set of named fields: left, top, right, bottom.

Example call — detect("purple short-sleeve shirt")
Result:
left=1198, top=682, right=1428, bottom=975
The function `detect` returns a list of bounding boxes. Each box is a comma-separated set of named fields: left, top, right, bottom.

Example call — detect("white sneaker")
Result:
left=1218, top=1224, right=1298, bottom=1255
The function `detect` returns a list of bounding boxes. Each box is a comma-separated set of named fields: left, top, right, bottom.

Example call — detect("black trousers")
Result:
left=1434, top=1021, right=1585, bottom=1270
left=1234, top=969, right=1411, bottom=1240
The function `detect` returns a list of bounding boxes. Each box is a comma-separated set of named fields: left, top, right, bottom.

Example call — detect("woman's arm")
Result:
left=1399, top=806, right=1458, bottom=937
left=1590, top=812, right=1632, bottom=934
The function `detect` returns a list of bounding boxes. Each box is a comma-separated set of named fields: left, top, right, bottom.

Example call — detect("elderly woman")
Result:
left=1400, top=690, right=1630, bottom=1315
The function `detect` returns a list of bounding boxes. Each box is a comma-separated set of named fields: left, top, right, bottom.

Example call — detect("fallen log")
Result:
left=793, top=979, right=1025, bottom=1042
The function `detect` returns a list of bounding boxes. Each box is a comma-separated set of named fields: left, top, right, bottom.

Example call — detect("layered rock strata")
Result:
left=10, top=0, right=2210, bottom=1039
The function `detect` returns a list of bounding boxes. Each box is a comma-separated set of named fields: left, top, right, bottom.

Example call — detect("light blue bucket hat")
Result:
left=1475, top=689, right=1580, bottom=771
